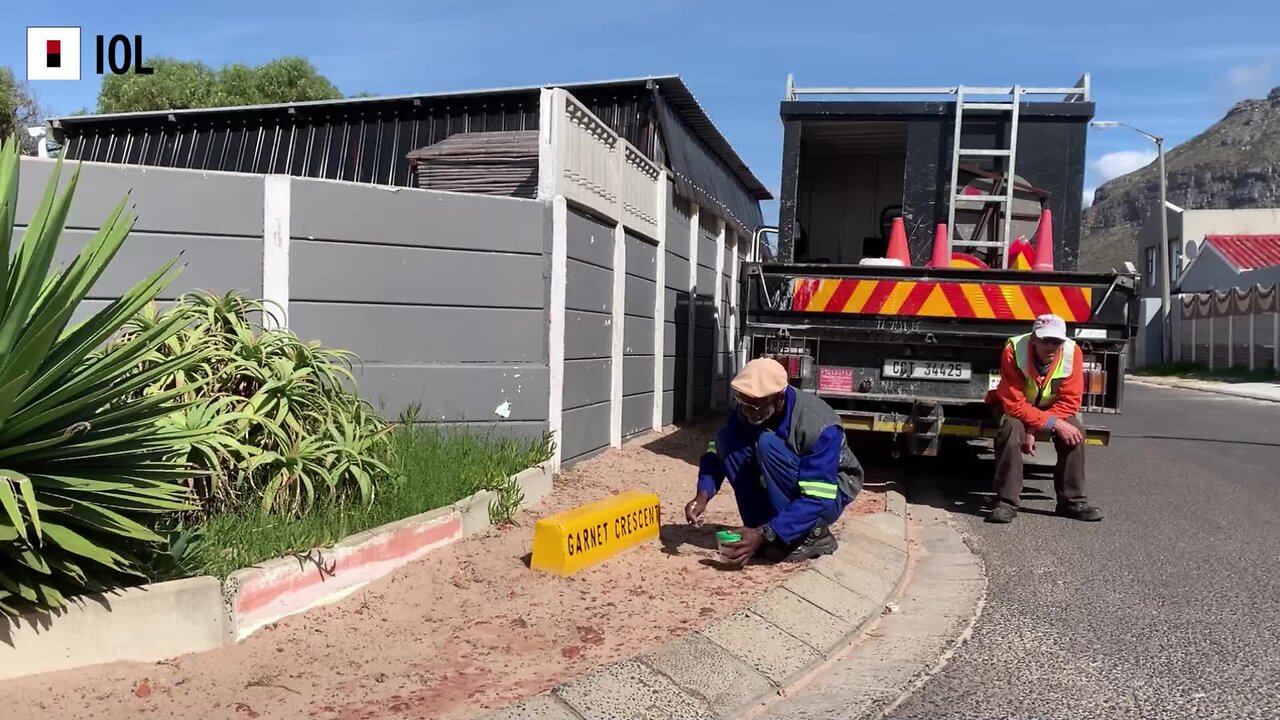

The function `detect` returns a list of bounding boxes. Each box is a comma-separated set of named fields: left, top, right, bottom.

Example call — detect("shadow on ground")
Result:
left=902, top=438, right=1064, bottom=519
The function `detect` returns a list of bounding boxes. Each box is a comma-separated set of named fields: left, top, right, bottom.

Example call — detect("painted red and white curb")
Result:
left=0, top=463, right=554, bottom=682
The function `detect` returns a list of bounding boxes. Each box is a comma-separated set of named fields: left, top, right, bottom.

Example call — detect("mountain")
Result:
left=1080, top=86, right=1280, bottom=272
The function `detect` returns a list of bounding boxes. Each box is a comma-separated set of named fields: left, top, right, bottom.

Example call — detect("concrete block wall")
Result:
left=15, top=159, right=263, bottom=324
left=623, top=231, right=659, bottom=441
left=665, top=195, right=694, bottom=425
left=283, top=178, right=551, bottom=436
left=559, top=209, right=616, bottom=463
left=694, top=211, right=719, bottom=416
left=14, top=158, right=552, bottom=442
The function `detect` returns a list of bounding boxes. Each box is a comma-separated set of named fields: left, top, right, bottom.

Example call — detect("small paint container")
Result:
left=716, top=530, right=742, bottom=559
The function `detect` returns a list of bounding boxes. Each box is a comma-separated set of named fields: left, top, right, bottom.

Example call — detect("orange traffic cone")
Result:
left=927, top=223, right=951, bottom=268
left=886, top=217, right=911, bottom=266
left=1032, top=209, right=1055, bottom=271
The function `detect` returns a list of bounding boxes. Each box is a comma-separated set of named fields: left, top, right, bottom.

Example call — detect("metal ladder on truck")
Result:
left=784, top=74, right=1091, bottom=269
left=946, top=86, right=1022, bottom=268
left=942, top=80, right=1092, bottom=268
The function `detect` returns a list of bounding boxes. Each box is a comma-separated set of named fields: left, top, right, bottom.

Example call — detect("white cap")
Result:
left=1032, top=314, right=1068, bottom=341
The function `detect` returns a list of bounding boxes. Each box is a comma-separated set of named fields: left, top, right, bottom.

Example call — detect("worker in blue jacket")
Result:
left=685, top=357, right=864, bottom=566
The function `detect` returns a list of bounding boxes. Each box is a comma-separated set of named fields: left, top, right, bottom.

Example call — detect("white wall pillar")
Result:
left=712, top=217, right=726, bottom=387
left=547, top=197, right=568, bottom=470
left=609, top=217, right=626, bottom=448
left=652, top=175, right=669, bottom=432
left=262, top=175, right=291, bottom=329
left=687, top=203, right=700, bottom=421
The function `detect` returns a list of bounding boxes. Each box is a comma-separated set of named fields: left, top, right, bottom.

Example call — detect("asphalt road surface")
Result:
left=886, top=381, right=1280, bottom=720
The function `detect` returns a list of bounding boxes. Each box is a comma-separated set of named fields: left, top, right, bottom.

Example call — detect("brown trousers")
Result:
left=993, top=415, right=1087, bottom=507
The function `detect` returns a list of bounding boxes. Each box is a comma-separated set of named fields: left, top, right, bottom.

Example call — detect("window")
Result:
left=1145, top=247, right=1156, bottom=289
left=1168, top=239, right=1180, bottom=285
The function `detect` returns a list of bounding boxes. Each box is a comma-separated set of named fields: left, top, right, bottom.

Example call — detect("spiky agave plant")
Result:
left=0, top=137, right=208, bottom=615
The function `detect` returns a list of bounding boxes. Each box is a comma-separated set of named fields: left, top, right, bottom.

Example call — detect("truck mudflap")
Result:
left=838, top=409, right=1111, bottom=447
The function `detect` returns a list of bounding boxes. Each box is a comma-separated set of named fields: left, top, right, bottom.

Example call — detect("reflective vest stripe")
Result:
left=798, top=480, right=839, bottom=500
left=1007, top=333, right=1077, bottom=408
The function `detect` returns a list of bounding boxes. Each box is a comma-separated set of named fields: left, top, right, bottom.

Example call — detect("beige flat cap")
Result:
left=731, top=358, right=789, bottom=399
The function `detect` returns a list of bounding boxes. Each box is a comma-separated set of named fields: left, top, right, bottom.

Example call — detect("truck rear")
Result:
left=741, top=75, right=1139, bottom=455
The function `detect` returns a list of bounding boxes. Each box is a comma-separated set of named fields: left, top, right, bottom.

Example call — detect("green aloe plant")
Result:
left=120, top=289, right=391, bottom=518
left=0, top=137, right=205, bottom=615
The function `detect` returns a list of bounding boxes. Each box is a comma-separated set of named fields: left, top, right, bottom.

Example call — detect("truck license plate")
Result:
left=882, top=359, right=971, bottom=382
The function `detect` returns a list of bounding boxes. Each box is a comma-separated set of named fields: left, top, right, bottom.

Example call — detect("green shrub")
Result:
left=114, top=290, right=393, bottom=518
left=186, top=416, right=555, bottom=578
left=0, top=138, right=205, bottom=616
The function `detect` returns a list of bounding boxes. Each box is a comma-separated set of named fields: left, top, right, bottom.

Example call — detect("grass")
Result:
left=186, top=425, right=554, bottom=578
left=1134, top=361, right=1279, bottom=382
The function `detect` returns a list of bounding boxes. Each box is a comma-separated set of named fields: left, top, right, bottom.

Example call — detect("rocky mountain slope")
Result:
left=1080, top=87, right=1280, bottom=272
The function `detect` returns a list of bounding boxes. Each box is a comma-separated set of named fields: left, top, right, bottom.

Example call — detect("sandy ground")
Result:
left=0, top=422, right=884, bottom=720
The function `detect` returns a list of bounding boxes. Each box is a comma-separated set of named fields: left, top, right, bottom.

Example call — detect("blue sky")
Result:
left=7, top=0, right=1280, bottom=221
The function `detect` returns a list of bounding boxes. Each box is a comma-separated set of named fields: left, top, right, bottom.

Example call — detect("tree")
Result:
left=0, top=67, right=44, bottom=154
left=97, top=56, right=343, bottom=114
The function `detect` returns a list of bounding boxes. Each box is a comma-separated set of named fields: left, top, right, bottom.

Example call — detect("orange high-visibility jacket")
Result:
left=991, top=339, right=1083, bottom=431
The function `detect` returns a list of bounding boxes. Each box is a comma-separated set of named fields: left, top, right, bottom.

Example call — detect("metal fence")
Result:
left=1174, top=284, right=1280, bottom=372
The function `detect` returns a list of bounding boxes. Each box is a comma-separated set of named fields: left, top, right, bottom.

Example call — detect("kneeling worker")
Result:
left=685, top=357, right=864, bottom=566
left=988, top=313, right=1103, bottom=524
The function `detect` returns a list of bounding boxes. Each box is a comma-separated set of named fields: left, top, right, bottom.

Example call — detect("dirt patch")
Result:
left=0, top=423, right=885, bottom=720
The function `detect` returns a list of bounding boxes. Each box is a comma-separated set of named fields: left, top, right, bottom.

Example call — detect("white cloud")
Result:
left=1091, top=150, right=1157, bottom=183
left=1220, top=61, right=1273, bottom=104
left=1082, top=187, right=1097, bottom=208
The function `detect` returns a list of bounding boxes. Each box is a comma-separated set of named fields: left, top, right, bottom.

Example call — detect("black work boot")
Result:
left=1056, top=501, right=1103, bottom=522
left=986, top=502, right=1018, bottom=524
left=775, top=524, right=838, bottom=563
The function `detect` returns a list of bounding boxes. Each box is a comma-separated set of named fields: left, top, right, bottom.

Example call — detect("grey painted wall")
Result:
left=15, top=158, right=744, bottom=469
left=560, top=209, right=616, bottom=462
left=665, top=192, right=694, bottom=425
left=286, top=178, right=551, bottom=440
left=16, top=159, right=263, bottom=308
left=694, top=211, right=718, bottom=415
left=624, top=231, right=658, bottom=439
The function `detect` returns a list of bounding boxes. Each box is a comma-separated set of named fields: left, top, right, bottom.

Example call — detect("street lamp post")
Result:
left=1091, top=120, right=1171, bottom=364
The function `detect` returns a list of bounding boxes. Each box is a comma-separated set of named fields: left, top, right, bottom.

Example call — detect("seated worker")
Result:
left=684, top=358, right=864, bottom=566
left=987, top=313, right=1103, bottom=524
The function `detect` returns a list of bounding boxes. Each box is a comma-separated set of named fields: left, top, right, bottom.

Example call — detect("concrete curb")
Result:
left=1128, top=375, right=1280, bottom=404
left=0, top=463, right=555, bottom=680
left=226, top=462, right=555, bottom=640
left=480, top=489, right=911, bottom=720
left=0, top=577, right=228, bottom=682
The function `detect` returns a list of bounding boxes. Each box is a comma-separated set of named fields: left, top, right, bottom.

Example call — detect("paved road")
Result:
left=886, top=382, right=1280, bottom=720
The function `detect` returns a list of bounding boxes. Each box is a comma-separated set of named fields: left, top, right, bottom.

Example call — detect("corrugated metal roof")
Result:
left=1205, top=235, right=1280, bottom=271
left=48, top=74, right=771, bottom=203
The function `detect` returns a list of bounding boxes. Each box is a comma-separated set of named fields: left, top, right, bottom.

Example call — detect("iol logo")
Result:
left=26, top=26, right=156, bottom=81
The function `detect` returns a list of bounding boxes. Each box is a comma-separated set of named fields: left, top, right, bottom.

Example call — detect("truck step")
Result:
left=958, top=148, right=1012, bottom=157
left=962, top=102, right=1015, bottom=110
left=954, top=240, right=1009, bottom=248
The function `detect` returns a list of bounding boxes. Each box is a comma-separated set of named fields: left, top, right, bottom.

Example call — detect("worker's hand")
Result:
left=1021, top=431, right=1037, bottom=456
left=1053, top=420, right=1084, bottom=447
left=685, top=491, right=711, bottom=525
left=720, top=526, right=765, bottom=567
